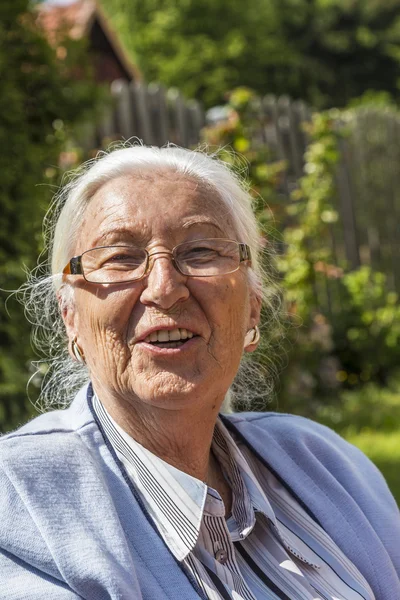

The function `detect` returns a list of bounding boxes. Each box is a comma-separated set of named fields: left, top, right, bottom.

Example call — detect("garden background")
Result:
left=1, top=0, right=400, bottom=503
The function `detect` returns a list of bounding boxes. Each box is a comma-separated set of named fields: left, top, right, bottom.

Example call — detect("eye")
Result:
left=105, top=249, right=145, bottom=266
left=84, top=247, right=146, bottom=271
left=181, top=246, right=219, bottom=262
left=108, top=252, right=141, bottom=263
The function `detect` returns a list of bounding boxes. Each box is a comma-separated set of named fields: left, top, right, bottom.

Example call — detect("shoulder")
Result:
left=0, top=385, right=96, bottom=506
left=0, top=385, right=92, bottom=441
left=0, top=386, right=109, bottom=571
left=224, top=410, right=351, bottom=451
left=223, top=410, right=373, bottom=470
left=223, top=411, right=398, bottom=513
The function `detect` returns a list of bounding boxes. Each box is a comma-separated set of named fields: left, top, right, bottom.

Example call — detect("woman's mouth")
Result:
left=142, top=328, right=197, bottom=349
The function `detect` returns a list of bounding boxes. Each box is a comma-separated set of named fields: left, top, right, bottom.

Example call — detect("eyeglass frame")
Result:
left=62, top=238, right=252, bottom=284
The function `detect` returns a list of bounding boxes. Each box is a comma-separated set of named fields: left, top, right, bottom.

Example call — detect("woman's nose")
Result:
left=139, top=253, right=190, bottom=309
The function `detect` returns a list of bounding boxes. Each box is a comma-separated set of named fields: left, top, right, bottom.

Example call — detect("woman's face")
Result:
left=63, top=170, right=260, bottom=413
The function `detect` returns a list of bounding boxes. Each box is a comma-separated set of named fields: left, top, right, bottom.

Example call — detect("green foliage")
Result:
left=334, top=268, right=400, bottom=383
left=0, top=0, right=101, bottom=432
left=275, top=111, right=344, bottom=412
left=317, top=374, right=400, bottom=434
left=101, top=0, right=281, bottom=107
left=329, top=375, right=400, bottom=504
left=101, top=0, right=400, bottom=108
left=277, top=111, right=342, bottom=322
left=345, top=429, right=400, bottom=505
left=347, top=89, right=398, bottom=109
left=202, top=88, right=287, bottom=226
left=278, top=107, right=400, bottom=410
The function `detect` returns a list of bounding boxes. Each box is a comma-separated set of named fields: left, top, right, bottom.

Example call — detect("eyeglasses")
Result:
left=62, top=238, right=251, bottom=284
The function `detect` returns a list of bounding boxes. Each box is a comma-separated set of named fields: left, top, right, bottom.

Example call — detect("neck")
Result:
left=94, top=386, right=224, bottom=483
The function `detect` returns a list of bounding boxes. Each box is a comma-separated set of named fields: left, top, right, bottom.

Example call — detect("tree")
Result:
left=101, top=0, right=400, bottom=109
left=0, top=0, right=99, bottom=431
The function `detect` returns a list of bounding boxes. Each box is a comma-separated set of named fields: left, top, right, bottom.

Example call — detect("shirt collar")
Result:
left=93, top=394, right=206, bottom=560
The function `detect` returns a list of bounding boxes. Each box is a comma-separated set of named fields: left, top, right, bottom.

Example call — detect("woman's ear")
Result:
left=58, top=287, right=86, bottom=364
left=244, top=291, right=262, bottom=353
left=57, top=286, right=77, bottom=345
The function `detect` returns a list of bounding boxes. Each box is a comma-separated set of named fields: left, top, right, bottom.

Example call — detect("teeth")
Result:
left=157, top=330, right=169, bottom=342
left=169, top=329, right=181, bottom=341
left=143, top=328, right=195, bottom=343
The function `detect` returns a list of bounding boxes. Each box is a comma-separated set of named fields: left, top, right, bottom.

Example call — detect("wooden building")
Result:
left=37, top=0, right=141, bottom=84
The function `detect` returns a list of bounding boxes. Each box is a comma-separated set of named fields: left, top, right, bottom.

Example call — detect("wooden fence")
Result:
left=95, top=80, right=205, bottom=149
left=90, top=81, right=400, bottom=296
left=92, top=80, right=312, bottom=188
left=333, top=109, right=400, bottom=293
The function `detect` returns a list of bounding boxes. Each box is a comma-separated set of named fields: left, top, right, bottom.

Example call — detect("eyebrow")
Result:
left=94, top=230, right=149, bottom=247
left=93, top=220, right=226, bottom=247
left=180, top=219, right=226, bottom=233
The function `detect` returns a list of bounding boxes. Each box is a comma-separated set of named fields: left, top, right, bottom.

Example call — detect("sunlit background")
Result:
left=1, top=0, right=400, bottom=502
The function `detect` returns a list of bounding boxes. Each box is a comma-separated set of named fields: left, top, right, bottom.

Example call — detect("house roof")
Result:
left=37, top=0, right=141, bottom=81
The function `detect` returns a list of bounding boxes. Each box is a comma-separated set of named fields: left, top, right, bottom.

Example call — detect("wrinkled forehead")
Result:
left=75, top=169, right=238, bottom=251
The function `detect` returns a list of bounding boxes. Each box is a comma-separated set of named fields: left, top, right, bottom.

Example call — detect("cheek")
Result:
left=200, top=277, right=249, bottom=346
left=76, top=288, right=140, bottom=356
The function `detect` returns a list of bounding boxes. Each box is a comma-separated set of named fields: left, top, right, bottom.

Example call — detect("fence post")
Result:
left=262, top=95, right=290, bottom=196
left=111, top=79, right=135, bottom=140
left=168, top=88, right=189, bottom=147
left=282, top=96, right=303, bottom=179
left=148, top=84, right=169, bottom=146
left=336, top=138, right=361, bottom=270
left=187, top=100, right=204, bottom=147
left=132, top=82, right=153, bottom=144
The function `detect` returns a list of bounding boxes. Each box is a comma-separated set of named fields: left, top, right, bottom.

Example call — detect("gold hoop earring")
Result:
left=71, top=337, right=85, bottom=364
left=243, top=325, right=260, bottom=348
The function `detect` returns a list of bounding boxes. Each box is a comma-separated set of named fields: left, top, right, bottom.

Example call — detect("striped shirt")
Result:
left=93, top=395, right=375, bottom=600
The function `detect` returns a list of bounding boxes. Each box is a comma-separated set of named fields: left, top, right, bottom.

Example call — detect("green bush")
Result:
left=102, top=0, right=400, bottom=109
left=277, top=107, right=400, bottom=417
left=333, top=268, right=400, bottom=383
left=345, top=430, right=400, bottom=505
left=317, top=375, right=400, bottom=433
left=313, top=377, right=400, bottom=503
left=202, top=87, right=287, bottom=227
left=0, top=0, right=101, bottom=433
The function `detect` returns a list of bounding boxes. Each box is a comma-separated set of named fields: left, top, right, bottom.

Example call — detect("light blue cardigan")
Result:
left=0, top=384, right=399, bottom=600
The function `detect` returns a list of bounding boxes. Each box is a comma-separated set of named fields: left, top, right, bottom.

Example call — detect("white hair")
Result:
left=21, top=143, right=283, bottom=412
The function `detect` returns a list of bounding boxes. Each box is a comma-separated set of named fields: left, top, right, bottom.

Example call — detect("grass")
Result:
left=344, top=430, right=400, bottom=506
left=310, top=376, right=400, bottom=507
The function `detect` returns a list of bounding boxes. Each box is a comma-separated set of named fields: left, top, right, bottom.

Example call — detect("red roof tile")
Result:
left=37, top=0, right=96, bottom=44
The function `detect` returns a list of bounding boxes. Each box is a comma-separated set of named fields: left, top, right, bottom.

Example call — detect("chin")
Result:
left=130, top=372, right=212, bottom=410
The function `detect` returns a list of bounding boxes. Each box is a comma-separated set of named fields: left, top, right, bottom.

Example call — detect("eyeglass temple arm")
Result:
left=63, top=256, right=82, bottom=275
left=239, top=244, right=251, bottom=263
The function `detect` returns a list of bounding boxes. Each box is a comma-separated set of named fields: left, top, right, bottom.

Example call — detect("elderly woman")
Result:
left=0, top=146, right=399, bottom=600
